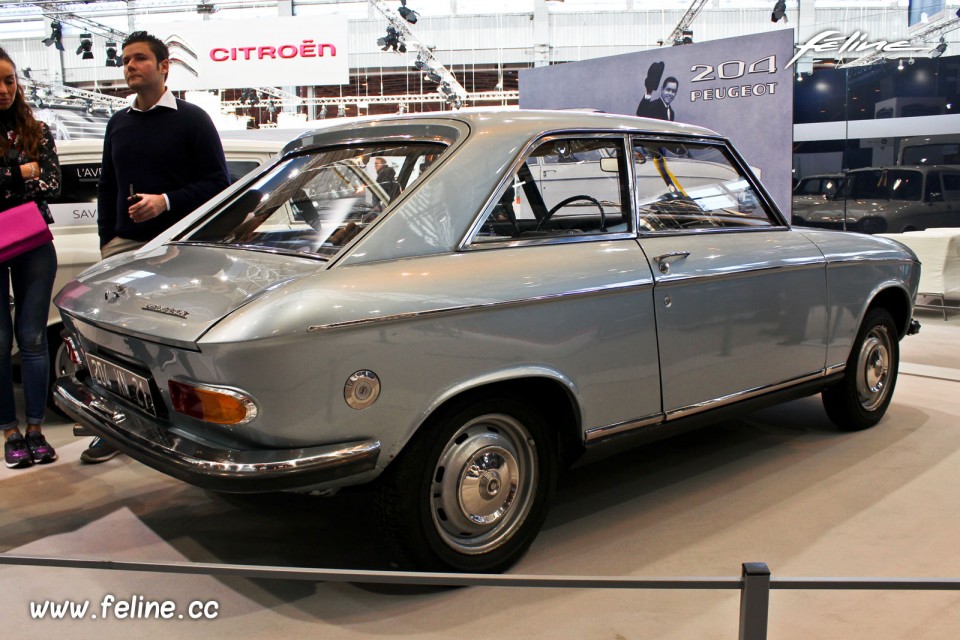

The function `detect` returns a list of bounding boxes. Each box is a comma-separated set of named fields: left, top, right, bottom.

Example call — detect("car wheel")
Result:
left=822, top=308, right=899, bottom=431
left=376, top=396, right=557, bottom=572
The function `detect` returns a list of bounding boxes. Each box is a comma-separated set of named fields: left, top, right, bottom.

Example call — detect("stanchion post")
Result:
left=739, top=562, right=770, bottom=640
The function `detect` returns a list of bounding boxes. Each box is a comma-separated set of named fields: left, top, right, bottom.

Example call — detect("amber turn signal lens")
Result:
left=168, top=380, right=257, bottom=425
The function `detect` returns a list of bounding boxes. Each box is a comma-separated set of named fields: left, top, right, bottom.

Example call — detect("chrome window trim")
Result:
left=461, top=131, right=633, bottom=250
left=461, top=230, right=638, bottom=251
left=307, top=280, right=654, bottom=332
left=459, top=130, right=746, bottom=251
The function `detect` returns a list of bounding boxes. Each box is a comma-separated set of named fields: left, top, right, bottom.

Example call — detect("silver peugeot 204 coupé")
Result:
left=54, top=110, right=920, bottom=573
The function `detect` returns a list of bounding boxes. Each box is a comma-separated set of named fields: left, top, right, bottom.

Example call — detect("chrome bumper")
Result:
left=54, top=373, right=381, bottom=493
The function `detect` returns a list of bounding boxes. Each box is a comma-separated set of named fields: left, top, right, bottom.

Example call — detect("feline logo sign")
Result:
left=788, top=31, right=935, bottom=67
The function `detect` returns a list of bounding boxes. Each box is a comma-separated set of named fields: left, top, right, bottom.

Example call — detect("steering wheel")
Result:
left=537, top=195, right=606, bottom=231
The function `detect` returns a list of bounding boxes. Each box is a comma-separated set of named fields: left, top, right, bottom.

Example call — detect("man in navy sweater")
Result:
left=84, top=31, right=229, bottom=463
left=96, top=30, right=229, bottom=260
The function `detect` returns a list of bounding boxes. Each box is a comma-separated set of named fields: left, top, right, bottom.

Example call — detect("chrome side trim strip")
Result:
left=824, top=363, right=846, bottom=376
left=308, top=280, right=654, bottom=331
left=584, top=414, right=663, bottom=442
left=665, top=368, right=842, bottom=421
left=584, top=366, right=846, bottom=442
left=654, top=260, right=824, bottom=286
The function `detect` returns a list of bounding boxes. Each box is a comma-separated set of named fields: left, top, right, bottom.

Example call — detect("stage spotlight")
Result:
left=42, top=21, right=64, bottom=51
left=377, top=26, right=406, bottom=53
left=425, top=70, right=442, bottom=83
left=771, top=0, right=787, bottom=23
left=398, top=0, right=419, bottom=24
left=931, top=37, right=947, bottom=59
left=76, top=33, right=94, bottom=60
left=674, top=29, right=693, bottom=46
left=105, top=42, right=120, bottom=67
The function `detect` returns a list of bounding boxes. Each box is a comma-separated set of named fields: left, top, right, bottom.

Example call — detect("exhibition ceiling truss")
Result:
left=838, top=11, right=960, bottom=68
left=22, top=76, right=129, bottom=112
left=33, top=1, right=128, bottom=42
left=664, top=0, right=709, bottom=46
left=221, top=90, right=518, bottom=113
left=367, top=0, right=469, bottom=108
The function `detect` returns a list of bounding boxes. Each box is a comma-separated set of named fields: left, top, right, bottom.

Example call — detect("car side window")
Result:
left=633, top=139, right=775, bottom=232
left=924, top=172, right=943, bottom=202
left=472, top=137, right=630, bottom=243
left=941, top=174, right=960, bottom=202
left=226, top=160, right=263, bottom=184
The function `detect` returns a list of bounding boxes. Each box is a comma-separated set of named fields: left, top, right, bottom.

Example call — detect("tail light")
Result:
left=168, top=380, right=258, bottom=425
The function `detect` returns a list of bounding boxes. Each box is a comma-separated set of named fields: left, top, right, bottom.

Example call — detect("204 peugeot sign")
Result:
left=153, top=16, right=349, bottom=90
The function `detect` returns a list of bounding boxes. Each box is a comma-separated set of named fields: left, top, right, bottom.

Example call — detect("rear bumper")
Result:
left=53, top=372, right=381, bottom=493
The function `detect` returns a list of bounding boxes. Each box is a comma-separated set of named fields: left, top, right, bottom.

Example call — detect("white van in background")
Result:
left=13, top=137, right=283, bottom=402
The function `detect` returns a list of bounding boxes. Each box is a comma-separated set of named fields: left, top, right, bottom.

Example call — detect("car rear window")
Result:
left=182, top=142, right=446, bottom=259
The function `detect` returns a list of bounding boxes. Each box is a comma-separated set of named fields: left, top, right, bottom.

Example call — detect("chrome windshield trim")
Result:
left=307, top=280, right=654, bottom=332
left=665, top=368, right=843, bottom=421
left=584, top=414, right=663, bottom=442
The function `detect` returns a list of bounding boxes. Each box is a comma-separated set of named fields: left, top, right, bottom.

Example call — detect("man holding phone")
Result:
left=86, top=31, right=229, bottom=463
left=96, top=30, right=228, bottom=260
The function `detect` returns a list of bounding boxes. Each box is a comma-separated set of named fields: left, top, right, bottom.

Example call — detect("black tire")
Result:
left=376, top=396, right=557, bottom=573
left=822, top=307, right=899, bottom=431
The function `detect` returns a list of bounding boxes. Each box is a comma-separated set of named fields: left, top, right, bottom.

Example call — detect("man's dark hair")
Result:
left=663, top=76, right=679, bottom=89
left=122, top=30, right=169, bottom=63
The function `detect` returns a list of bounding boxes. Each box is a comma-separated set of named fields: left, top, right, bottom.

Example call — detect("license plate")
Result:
left=86, top=354, right=158, bottom=416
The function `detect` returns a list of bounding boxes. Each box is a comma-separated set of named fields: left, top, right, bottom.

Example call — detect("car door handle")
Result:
left=653, top=251, right=690, bottom=274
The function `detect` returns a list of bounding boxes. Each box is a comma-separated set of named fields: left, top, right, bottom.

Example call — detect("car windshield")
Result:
left=843, top=170, right=922, bottom=201
left=182, top=142, right=445, bottom=258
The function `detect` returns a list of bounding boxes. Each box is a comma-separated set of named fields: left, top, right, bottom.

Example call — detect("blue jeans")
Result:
left=0, top=241, right=57, bottom=429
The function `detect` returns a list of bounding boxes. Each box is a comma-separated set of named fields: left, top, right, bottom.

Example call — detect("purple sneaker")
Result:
left=4, top=433, right=33, bottom=469
left=25, top=431, right=58, bottom=465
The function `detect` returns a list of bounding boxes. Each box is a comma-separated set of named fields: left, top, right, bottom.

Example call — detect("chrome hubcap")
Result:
left=857, top=325, right=893, bottom=412
left=431, top=413, right=536, bottom=555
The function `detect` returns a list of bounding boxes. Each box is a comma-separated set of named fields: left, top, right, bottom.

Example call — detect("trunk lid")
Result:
left=54, top=244, right=324, bottom=348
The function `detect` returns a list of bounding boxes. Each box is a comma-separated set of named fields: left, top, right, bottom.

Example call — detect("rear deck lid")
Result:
left=54, top=244, right=323, bottom=348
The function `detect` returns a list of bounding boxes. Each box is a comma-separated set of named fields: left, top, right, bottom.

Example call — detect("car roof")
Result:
left=283, top=109, right=721, bottom=155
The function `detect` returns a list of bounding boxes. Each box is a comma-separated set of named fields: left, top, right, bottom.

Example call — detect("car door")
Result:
left=469, top=134, right=662, bottom=434
left=631, top=137, right=829, bottom=417
left=922, top=171, right=960, bottom=229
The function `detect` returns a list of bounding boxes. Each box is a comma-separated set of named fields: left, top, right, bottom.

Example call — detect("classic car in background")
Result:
left=54, top=111, right=920, bottom=573
left=792, top=172, right=844, bottom=217
left=793, top=165, right=960, bottom=234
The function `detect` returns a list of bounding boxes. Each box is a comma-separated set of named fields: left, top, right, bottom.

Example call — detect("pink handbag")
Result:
left=0, top=201, right=53, bottom=262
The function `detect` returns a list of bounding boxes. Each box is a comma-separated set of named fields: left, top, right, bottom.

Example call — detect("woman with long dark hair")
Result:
left=0, top=46, right=62, bottom=469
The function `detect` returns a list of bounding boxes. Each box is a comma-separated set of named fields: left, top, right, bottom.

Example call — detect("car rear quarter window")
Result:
left=940, top=173, right=960, bottom=201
